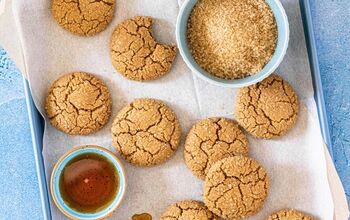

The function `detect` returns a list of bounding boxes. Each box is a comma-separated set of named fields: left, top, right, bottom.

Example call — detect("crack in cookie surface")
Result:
left=184, top=117, right=249, bottom=179
left=110, top=16, right=177, bottom=81
left=235, top=74, right=299, bottom=139
left=160, top=200, right=219, bottom=220
left=111, top=98, right=181, bottom=166
left=204, top=156, right=269, bottom=219
left=267, top=209, right=313, bottom=220
left=45, top=72, right=112, bottom=135
left=51, top=0, right=115, bottom=36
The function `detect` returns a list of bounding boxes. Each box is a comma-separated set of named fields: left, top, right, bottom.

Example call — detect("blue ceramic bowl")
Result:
left=50, top=145, right=126, bottom=220
left=176, top=0, right=289, bottom=88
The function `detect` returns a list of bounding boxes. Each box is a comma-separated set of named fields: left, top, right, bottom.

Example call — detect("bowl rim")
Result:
left=50, top=145, right=127, bottom=220
left=176, top=0, right=290, bottom=88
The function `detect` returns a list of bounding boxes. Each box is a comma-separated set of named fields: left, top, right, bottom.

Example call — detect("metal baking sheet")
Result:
left=23, top=0, right=332, bottom=219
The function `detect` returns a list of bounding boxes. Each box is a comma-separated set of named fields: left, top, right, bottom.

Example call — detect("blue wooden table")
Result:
left=0, top=0, right=349, bottom=219
left=309, top=1, right=350, bottom=201
left=0, top=49, right=43, bottom=219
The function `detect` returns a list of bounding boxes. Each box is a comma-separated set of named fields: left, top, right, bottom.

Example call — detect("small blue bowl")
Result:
left=50, top=145, right=126, bottom=220
left=176, top=0, right=289, bottom=88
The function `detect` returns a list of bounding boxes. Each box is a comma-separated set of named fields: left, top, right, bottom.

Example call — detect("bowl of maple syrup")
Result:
left=50, top=145, right=126, bottom=219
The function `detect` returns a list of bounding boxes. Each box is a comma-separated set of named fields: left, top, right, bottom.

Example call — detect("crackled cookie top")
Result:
left=204, top=156, right=269, bottom=219
left=267, top=209, right=313, bottom=220
left=111, top=98, right=181, bottom=166
left=235, top=74, right=299, bottom=139
left=110, top=16, right=177, bottom=81
left=184, top=117, right=249, bottom=179
left=45, top=72, right=112, bottom=135
left=160, top=200, right=218, bottom=220
left=51, top=0, right=115, bottom=36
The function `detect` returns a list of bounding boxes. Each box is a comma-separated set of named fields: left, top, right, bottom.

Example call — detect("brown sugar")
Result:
left=187, top=0, right=277, bottom=80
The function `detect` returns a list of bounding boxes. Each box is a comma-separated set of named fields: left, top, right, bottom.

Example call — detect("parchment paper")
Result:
left=4, top=0, right=349, bottom=219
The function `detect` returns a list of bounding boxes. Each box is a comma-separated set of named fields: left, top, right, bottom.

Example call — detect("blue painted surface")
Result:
left=309, top=0, right=350, bottom=203
left=0, top=0, right=349, bottom=218
left=0, top=48, right=43, bottom=219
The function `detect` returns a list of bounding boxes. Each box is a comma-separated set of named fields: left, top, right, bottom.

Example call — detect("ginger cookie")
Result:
left=111, top=98, right=181, bottom=166
left=267, top=209, right=313, bottom=220
left=160, top=200, right=218, bottom=220
left=204, top=156, right=269, bottom=219
left=235, top=74, right=299, bottom=139
left=45, top=72, right=112, bottom=135
left=110, top=16, right=177, bottom=81
left=184, top=117, right=249, bottom=179
left=51, top=0, right=115, bottom=36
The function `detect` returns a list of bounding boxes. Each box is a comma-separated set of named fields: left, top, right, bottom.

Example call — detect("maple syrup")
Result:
left=59, top=153, right=119, bottom=213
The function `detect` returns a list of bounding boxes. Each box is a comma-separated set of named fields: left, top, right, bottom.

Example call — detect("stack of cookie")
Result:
left=160, top=75, right=312, bottom=220
left=46, top=1, right=313, bottom=219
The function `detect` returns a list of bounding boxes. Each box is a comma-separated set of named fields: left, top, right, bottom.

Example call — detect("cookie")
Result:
left=160, top=200, right=218, bottom=220
left=184, top=117, right=249, bottom=179
left=45, top=72, right=112, bottom=135
left=267, top=209, right=313, bottom=220
left=235, top=74, right=299, bottom=139
left=110, top=16, right=177, bottom=81
left=51, top=0, right=115, bottom=36
left=111, top=98, right=181, bottom=166
left=204, top=156, right=269, bottom=219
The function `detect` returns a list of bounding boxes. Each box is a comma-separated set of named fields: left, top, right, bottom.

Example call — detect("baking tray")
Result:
left=22, top=0, right=332, bottom=219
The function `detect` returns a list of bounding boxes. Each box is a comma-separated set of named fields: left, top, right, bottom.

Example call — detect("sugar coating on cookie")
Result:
left=51, top=0, right=115, bottom=36
left=204, top=156, right=269, bottom=219
left=45, top=72, right=112, bottom=135
left=267, top=209, right=313, bottom=220
left=235, top=74, right=299, bottom=139
left=160, top=200, right=218, bottom=220
left=111, top=98, right=181, bottom=166
left=184, top=117, right=249, bottom=179
left=110, top=16, right=177, bottom=81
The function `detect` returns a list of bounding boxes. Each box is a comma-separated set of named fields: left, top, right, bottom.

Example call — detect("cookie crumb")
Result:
left=132, top=213, right=152, bottom=220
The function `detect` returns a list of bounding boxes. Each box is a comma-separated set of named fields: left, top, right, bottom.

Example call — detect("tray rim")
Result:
left=299, top=0, right=333, bottom=157
left=22, top=1, right=333, bottom=219
left=23, top=76, right=51, bottom=220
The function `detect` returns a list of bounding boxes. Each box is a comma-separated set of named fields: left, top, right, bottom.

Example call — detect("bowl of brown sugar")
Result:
left=176, top=0, right=289, bottom=88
